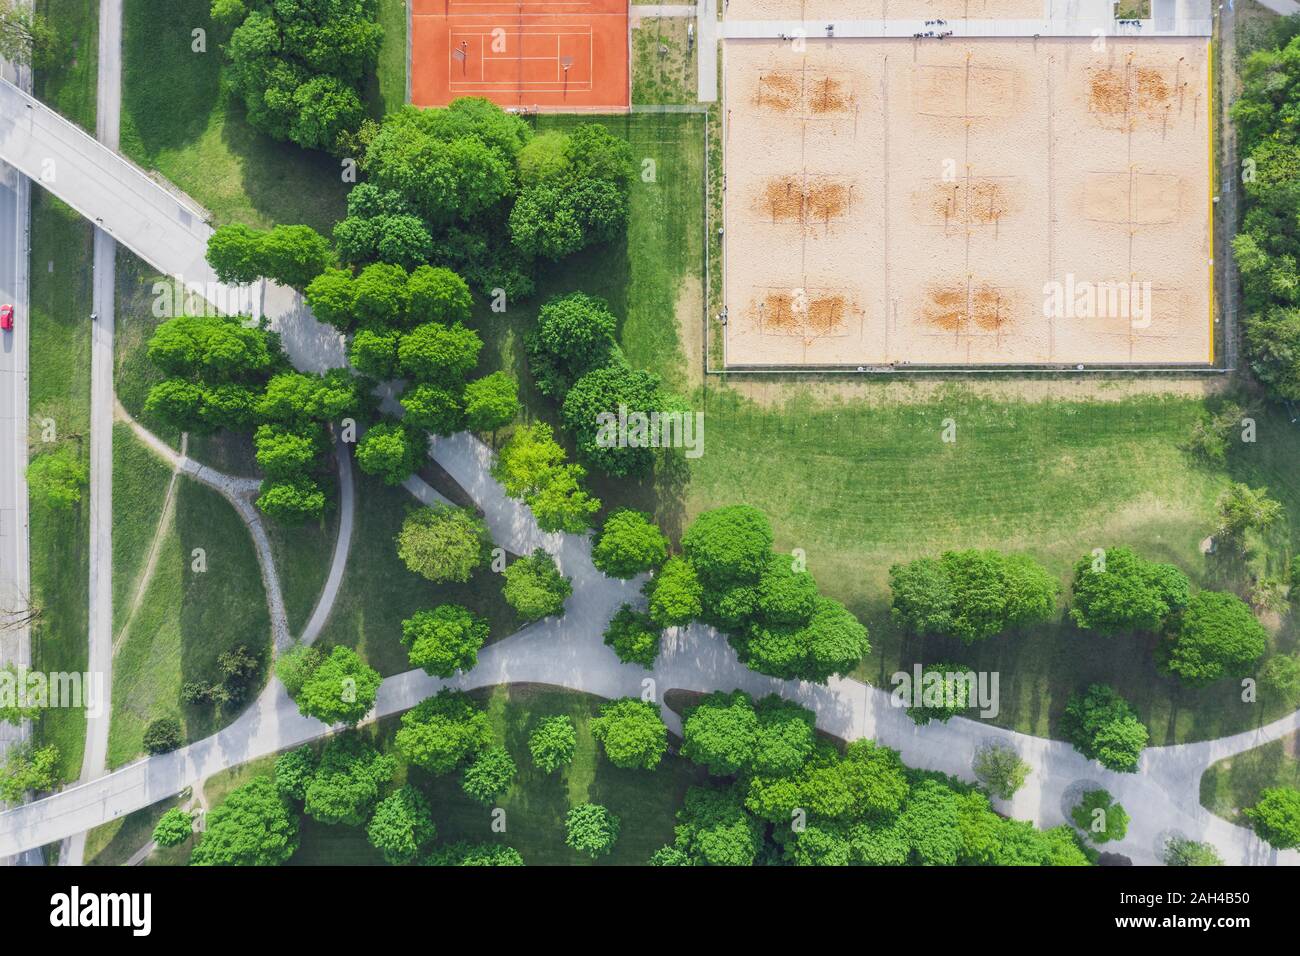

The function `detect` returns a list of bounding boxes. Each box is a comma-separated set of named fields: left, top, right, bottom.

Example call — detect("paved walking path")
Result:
left=3, top=420, right=1296, bottom=864
left=65, top=0, right=127, bottom=867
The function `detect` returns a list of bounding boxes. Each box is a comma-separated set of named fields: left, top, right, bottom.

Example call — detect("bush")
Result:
left=1163, top=590, right=1268, bottom=686
left=890, top=549, right=1057, bottom=644
left=143, top=717, right=183, bottom=755
left=151, top=807, right=194, bottom=848
left=1070, top=789, right=1129, bottom=844
left=1163, top=836, right=1224, bottom=866
left=367, top=786, right=435, bottom=864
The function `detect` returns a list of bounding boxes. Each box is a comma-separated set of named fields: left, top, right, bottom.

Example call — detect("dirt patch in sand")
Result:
left=758, top=177, right=854, bottom=223
left=761, top=290, right=849, bottom=336
left=924, top=283, right=1014, bottom=332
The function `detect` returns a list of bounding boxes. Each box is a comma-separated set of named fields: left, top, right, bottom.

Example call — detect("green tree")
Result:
left=190, top=775, right=299, bottom=866
left=1069, top=546, right=1191, bottom=633
left=254, top=424, right=320, bottom=481
left=395, top=505, right=491, bottom=583
left=423, top=842, right=524, bottom=866
left=206, top=223, right=264, bottom=285
left=274, top=645, right=323, bottom=698
left=143, top=717, right=184, bottom=755
left=397, top=322, right=483, bottom=386
left=1215, top=483, right=1284, bottom=551
left=890, top=549, right=1056, bottom=643
left=663, top=784, right=763, bottom=866
left=333, top=183, right=434, bottom=271
left=256, top=476, right=326, bottom=524
left=502, top=549, right=572, bottom=622
left=682, top=505, right=773, bottom=591
left=1163, top=590, right=1268, bottom=686
left=0, top=743, right=59, bottom=801
left=356, top=421, right=422, bottom=485
left=258, top=224, right=334, bottom=288
left=394, top=689, right=492, bottom=774
left=220, top=0, right=378, bottom=152
left=274, top=746, right=316, bottom=802
left=602, top=605, right=661, bottom=668
left=528, top=715, right=576, bottom=774
left=590, top=698, right=667, bottom=770
left=1163, top=836, right=1223, bottom=865
left=0, top=1, right=55, bottom=66
left=291, top=646, right=381, bottom=726
left=407, top=265, right=473, bottom=323
left=302, top=734, right=396, bottom=827
left=1062, top=684, right=1148, bottom=773
left=492, top=422, right=599, bottom=533
left=304, top=268, right=357, bottom=330
left=564, top=803, right=619, bottom=858
left=401, top=605, right=488, bottom=677
left=152, top=807, right=194, bottom=848
left=0, top=664, right=40, bottom=725
left=526, top=292, right=619, bottom=396
left=645, top=556, right=703, bottom=627
left=26, top=446, right=88, bottom=510
left=682, top=690, right=759, bottom=777
left=562, top=363, right=669, bottom=479
left=351, top=262, right=412, bottom=329
left=461, top=746, right=516, bottom=804
left=1070, top=789, right=1129, bottom=844
left=904, top=662, right=976, bottom=725
left=1261, top=653, right=1300, bottom=702
left=367, top=785, right=435, bottom=865
left=1244, top=787, right=1300, bottom=849
left=348, top=328, right=401, bottom=380
left=462, top=371, right=520, bottom=435
left=400, top=384, right=463, bottom=435
left=592, top=509, right=668, bottom=578
left=973, top=742, right=1031, bottom=800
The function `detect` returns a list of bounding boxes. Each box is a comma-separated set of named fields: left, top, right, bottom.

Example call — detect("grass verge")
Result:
left=1200, top=734, right=1300, bottom=825
left=33, top=0, right=98, bottom=131
left=106, top=440, right=272, bottom=767
left=119, top=0, right=350, bottom=232
left=27, top=193, right=94, bottom=782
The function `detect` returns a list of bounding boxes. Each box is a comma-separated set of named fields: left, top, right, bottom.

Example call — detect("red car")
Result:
left=0, top=304, right=12, bottom=332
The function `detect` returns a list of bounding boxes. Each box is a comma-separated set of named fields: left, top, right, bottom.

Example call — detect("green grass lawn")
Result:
left=106, top=435, right=272, bottom=767
left=632, top=17, right=697, bottom=106
left=27, top=193, right=94, bottom=783
left=84, top=794, right=183, bottom=866
left=33, top=0, right=98, bottom=131
left=1200, top=734, right=1300, bottom=824
left=119, top=0, right=350, bottom=232
left=314, top=471, right=518, bottom=676
left=369, top=0, right=408, bottom=118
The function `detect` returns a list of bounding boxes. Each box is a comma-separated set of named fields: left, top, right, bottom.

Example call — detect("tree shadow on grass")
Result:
left=175, top=479, right=272, bottom=740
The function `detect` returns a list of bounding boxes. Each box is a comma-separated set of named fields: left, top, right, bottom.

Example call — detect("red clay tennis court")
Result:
left=412, top=0, right=629, bottom=110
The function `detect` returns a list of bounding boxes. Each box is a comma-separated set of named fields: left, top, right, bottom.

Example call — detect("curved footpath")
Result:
left=1, top=424, right=1297, bottom=865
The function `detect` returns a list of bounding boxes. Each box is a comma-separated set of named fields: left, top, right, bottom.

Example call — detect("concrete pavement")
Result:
left=64, top=0, right=125, bottom=866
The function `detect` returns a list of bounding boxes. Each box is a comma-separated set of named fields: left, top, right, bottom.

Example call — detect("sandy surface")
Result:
left=725, top=0, right=1048, bottom=20
left=722, top=36, right=1213, bottom=367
